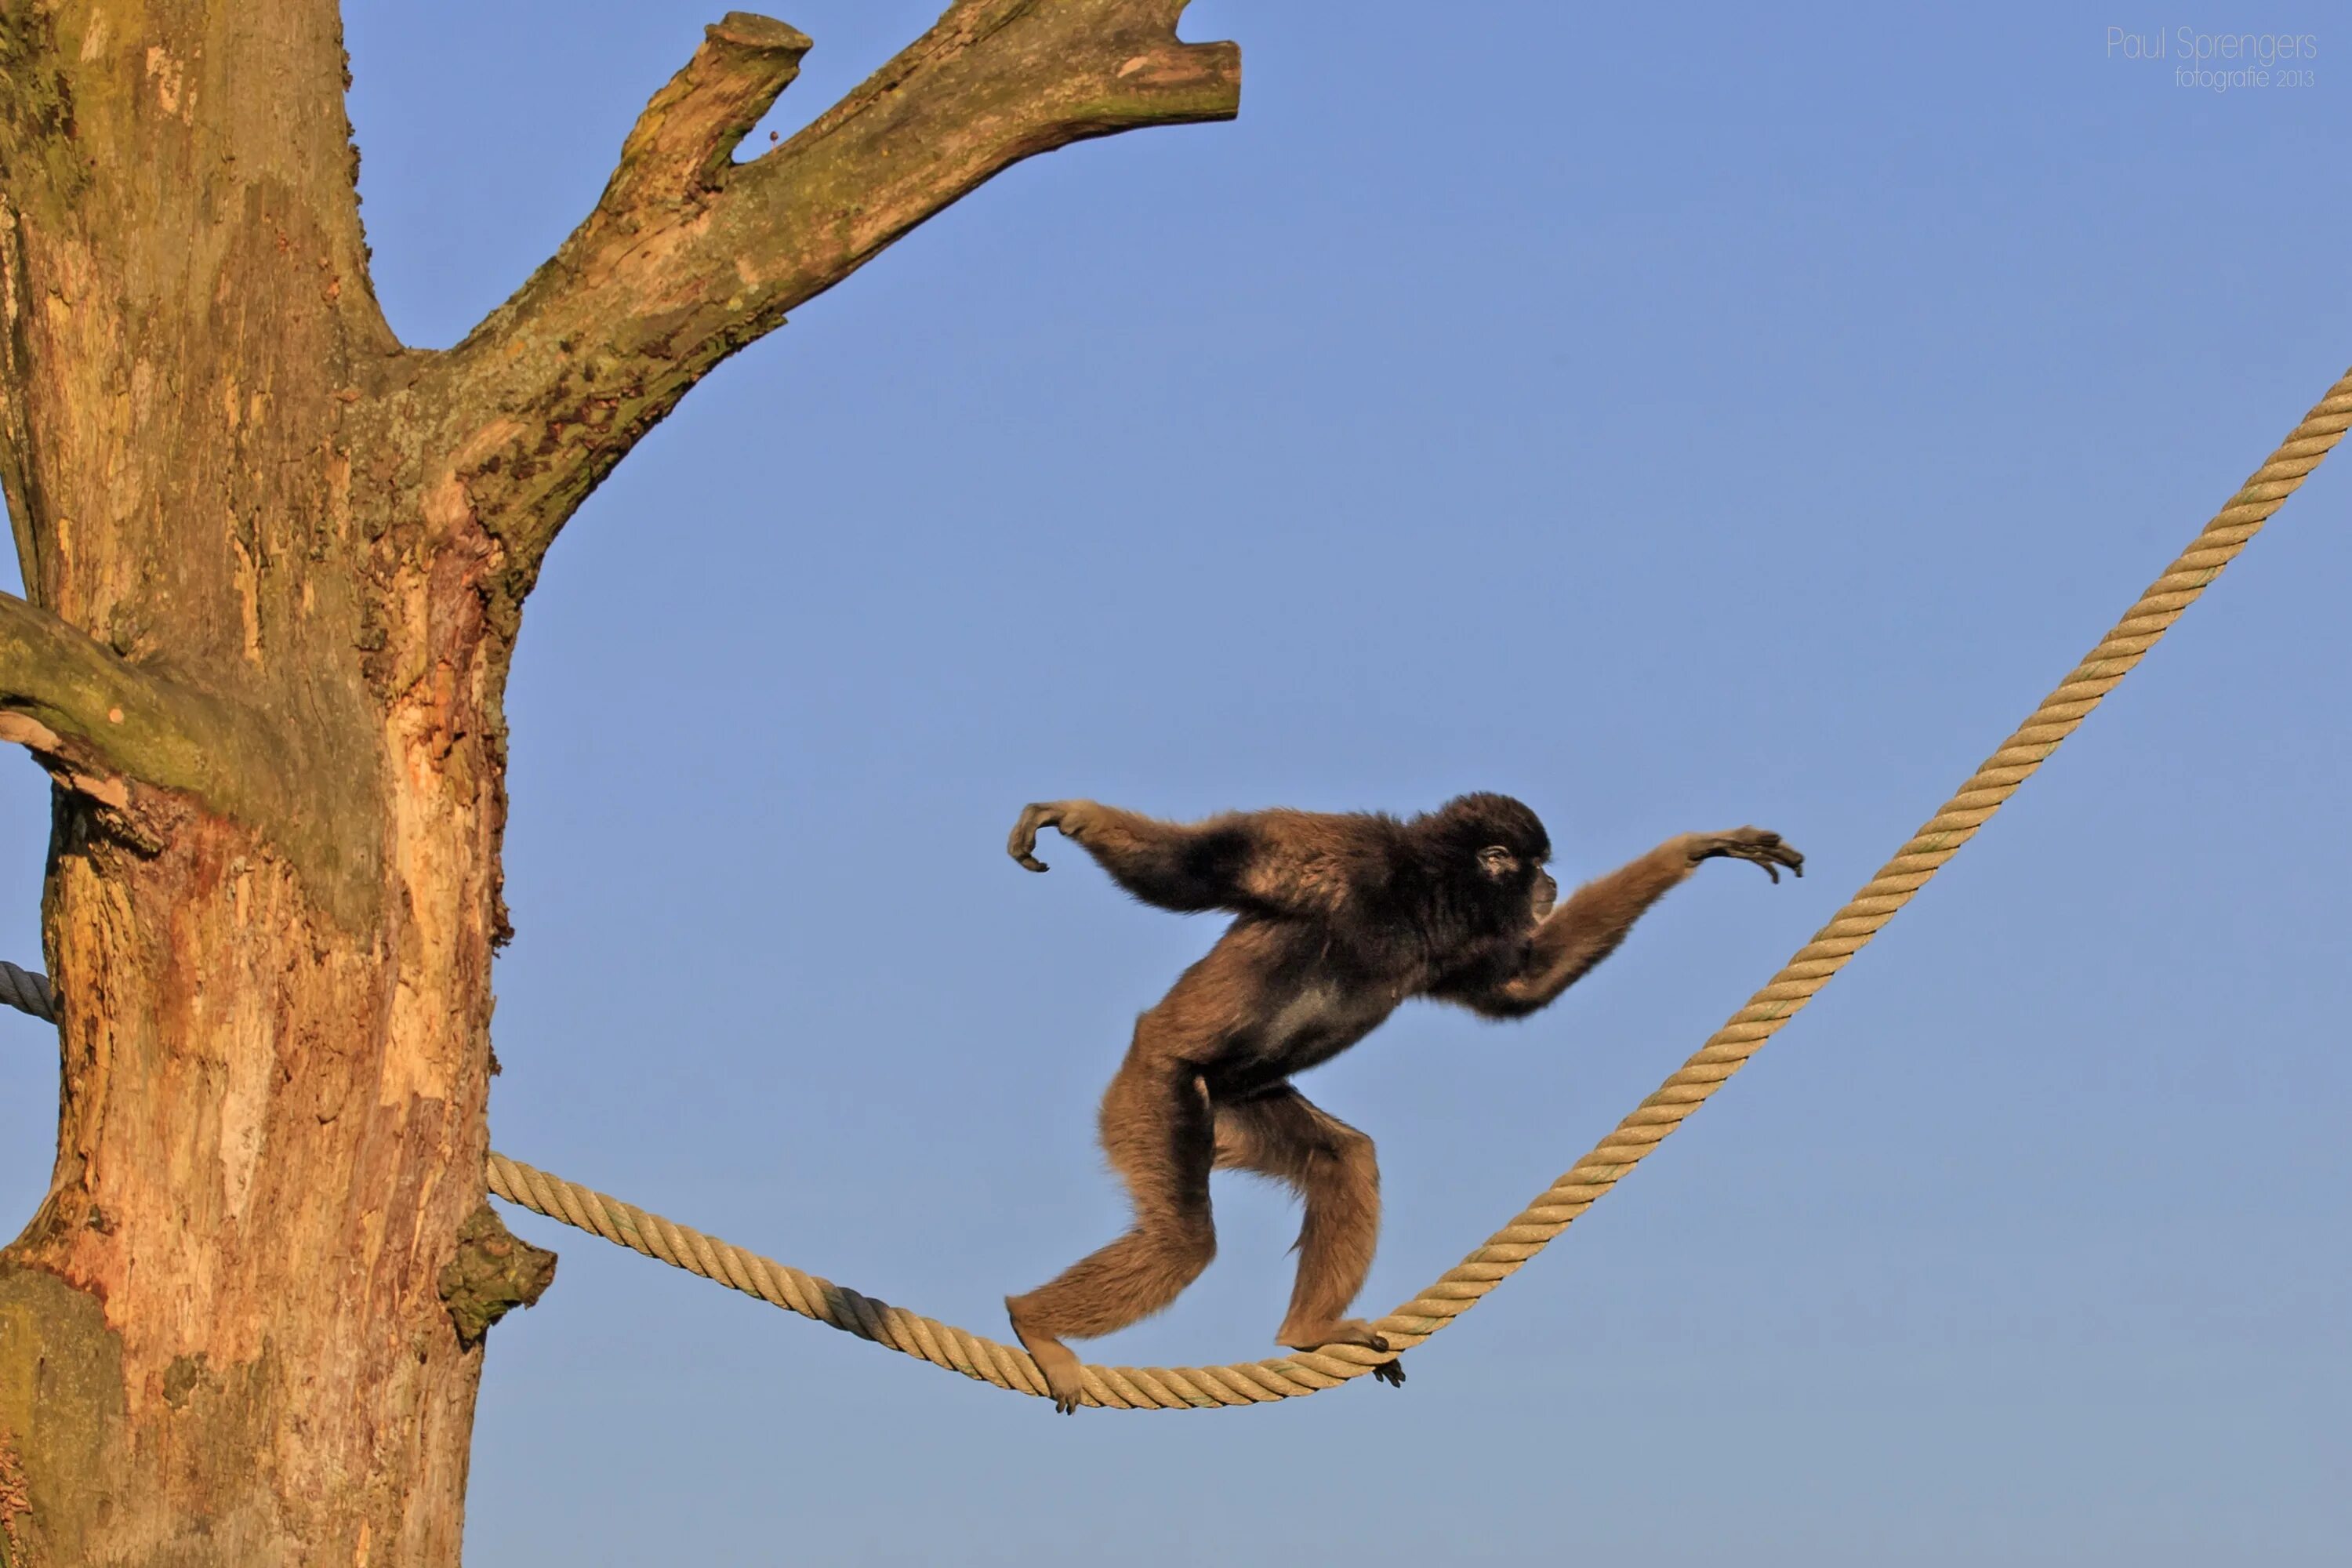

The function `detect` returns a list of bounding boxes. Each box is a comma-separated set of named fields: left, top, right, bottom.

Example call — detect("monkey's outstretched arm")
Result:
left=1007, top=800, right=1346, bottom=917
left=1450, top=828, right=1802, bottom=1019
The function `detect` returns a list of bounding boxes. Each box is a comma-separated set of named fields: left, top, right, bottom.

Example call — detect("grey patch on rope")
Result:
left=0, top=960, right=57, bottom=1024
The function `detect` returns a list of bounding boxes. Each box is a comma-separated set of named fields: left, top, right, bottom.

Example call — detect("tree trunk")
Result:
left=0, top=2, right=1234, bottom=1562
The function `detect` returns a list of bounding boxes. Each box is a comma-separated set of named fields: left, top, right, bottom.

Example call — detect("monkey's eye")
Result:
left=1477, top=846, right=1516, bottom=877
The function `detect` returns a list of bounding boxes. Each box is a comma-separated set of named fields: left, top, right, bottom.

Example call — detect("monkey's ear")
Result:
left=1476, top=846, right=1516, bottom=880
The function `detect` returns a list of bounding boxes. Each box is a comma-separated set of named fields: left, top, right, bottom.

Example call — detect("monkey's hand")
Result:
left=1007, top=800, right=1092, bottom=873
left=1372, top=1355, right=1406, bottom=1388
left=1690, top=826, right=1805, bottom=884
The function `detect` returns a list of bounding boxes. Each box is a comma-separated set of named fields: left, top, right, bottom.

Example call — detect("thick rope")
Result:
left=7, top=368, right=2349, bottom=1407
left=0, top=960, right=55, bottom=1024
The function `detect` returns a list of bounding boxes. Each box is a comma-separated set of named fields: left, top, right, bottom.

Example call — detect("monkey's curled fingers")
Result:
left=1372, top=1356, right=1407, bottom=1388
left=1692, top=826, right=1805, bottom=884
left=1007, top=801, right=1077, bottom=873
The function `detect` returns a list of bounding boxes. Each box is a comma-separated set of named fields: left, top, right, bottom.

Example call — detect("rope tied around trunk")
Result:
left=8, top=366, right=2349, bottom=1407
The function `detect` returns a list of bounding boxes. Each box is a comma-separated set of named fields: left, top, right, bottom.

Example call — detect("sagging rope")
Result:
left=6, top=365, right=2349, bottom=1407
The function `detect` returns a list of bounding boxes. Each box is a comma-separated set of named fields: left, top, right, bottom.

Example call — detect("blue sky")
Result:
left=4, top=3, right=2348, bottom=1563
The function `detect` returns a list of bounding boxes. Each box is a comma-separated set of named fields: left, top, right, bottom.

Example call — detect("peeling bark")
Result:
left=0, top=1, right=1235, bottom=1561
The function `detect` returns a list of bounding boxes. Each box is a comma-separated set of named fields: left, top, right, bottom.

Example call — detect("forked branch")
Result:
left=420, top=0, right=1239, bottom=586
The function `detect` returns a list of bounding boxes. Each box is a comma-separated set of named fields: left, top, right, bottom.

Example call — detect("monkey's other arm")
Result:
left=1007, top=800, right=1345, bottom=917
left=1446, top=828, right=1802, bottom=1019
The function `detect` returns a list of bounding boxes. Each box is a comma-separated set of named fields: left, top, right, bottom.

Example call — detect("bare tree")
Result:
left=0, top=3, right=1236, bottom=1560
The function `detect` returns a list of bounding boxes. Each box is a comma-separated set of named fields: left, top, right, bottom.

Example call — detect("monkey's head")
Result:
left=1421, top=793, right=1557, bottom=929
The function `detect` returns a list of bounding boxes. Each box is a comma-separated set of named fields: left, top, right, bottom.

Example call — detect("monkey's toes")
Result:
left=1039, top=1368, right=1086, bottom=1414
left=1372, top=1356, right=1407, bottom=1388
left=1281, top=1319, right=1391, bottom=1355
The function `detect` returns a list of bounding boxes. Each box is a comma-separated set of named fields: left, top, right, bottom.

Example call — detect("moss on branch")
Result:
left=0, top=593, right=265, bottom=804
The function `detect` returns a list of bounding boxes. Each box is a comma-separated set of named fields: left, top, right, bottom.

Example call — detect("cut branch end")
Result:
left=607, top=10, right=815, bottom=212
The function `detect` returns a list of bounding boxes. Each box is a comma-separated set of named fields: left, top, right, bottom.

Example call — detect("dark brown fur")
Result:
left=1003, top=793, right=1802, bottom=1411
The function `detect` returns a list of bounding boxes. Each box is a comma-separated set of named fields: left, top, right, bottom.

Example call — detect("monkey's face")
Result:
left=1432, top=793, right=1554, bottom=931
left=1475, top=845, right=1555, bottom=927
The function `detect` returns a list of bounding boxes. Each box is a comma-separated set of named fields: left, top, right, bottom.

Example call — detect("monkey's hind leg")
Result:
left=1213, top=1087, right=1404, bottom=1388
left=1006, top=1055, right=1218, bottom=1413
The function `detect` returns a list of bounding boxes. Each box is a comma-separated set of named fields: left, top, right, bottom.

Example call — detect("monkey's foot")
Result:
left=1281, top=1316, right=1386, bottom=1348
left=1279, top=1319, right=1406, bottom=1388
left=1692, top=826, right=1805, bottom=884
left=1277, top=1315, right=1387, bottom=1352
left=1025, top=1338, right=1087, bottom=1414
left=1007, top=1311, right=1087, bottom=1414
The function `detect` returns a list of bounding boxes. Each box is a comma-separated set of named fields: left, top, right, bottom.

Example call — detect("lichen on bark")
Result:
left=439, top=1205, right=557, bottom=1348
